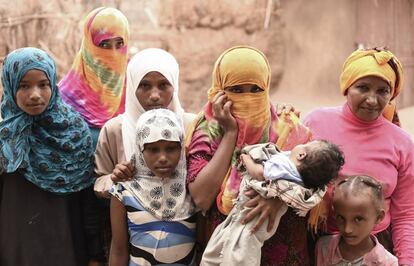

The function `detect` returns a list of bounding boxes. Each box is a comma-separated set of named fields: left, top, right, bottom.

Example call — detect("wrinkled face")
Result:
left=136, top=71, right=174, bottom=111
left=143, top=140, right=181, bottom=178
left=16, top=69, right=52, bottom=116
left=333, top=191, right=381, bottom=249
left=98, top=37, right=124, bottom=50
left=346, top=76, right=392, bottom=121
left=224, top=84, right=263, bottom=93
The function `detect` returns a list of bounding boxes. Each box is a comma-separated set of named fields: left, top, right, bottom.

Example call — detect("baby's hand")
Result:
left=241, top=154, right=264, bottom=181
left=240, top=154, right=252, bottom=167
left=111, top=161, right=135, bottom=183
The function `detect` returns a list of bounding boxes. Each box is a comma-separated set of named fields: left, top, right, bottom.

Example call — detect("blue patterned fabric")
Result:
left=0, top=47, right=94, bottom=193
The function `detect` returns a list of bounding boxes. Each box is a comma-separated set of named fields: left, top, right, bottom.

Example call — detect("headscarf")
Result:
left=121, top=48, right=184, bottom=160
left=186, top=46, right=311, bottom=215
left=339, top=48, right=404, bottom=125
left=119, top=109, right=195, bottom=221
left=0, top=47, right=94, bottom=193
left=58, top=7, right=129, bottom=128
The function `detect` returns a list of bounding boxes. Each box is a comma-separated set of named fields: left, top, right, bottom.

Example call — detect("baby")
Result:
left=201, top=140, right=344, bottom=266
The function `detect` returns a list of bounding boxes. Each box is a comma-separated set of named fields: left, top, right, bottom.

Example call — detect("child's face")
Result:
left=333, top=191, right=383, bottom=248
left=16, top=69, right=52, bottom=116
left=136, top=71, right=174, bottom=111
left=143, top=140, right=181, bottom=178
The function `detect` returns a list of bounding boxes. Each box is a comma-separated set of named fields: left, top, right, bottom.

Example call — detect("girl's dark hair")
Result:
left=297, top=140, right=345, bottom=190
left=335, top=175, right=384, bottom=212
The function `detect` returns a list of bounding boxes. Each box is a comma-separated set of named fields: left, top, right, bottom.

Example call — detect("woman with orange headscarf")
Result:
left=304, top=48, right=414, bottom=264
left=58, top=7, right=129, bottom=265
left=59, top=7, right=129, bottom=148
left=186, top=46, right=313, bottom=264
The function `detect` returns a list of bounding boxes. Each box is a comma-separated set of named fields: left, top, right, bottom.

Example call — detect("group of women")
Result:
left=0, top=6, right=413, bottom=266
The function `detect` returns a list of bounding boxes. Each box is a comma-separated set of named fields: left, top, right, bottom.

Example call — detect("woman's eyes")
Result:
left=159, top=82, right=171, bottom=90
left=99, top=42, right=110, bottom=49
left=18, top=82, right=50, bottom=89
left=356, top=85, right=369, bottom=91
left=138, top=83, right=151, bottom=90
left=251, top=86, right=263, bottom=93
left=115, top=40, right=124, bottom=49
left=18, top=84, right=29, bottom=89
left=378, top=88, right=390, bottom=96
left=98, top=40, right=124, bottom=49
left=39, top=82, right=50, bottom=88
left=226, top=85, right=263, bottom=93
left=139, top=82, right=171, bottom=90
left=355, top=85, right=391, bottom=96
left=229, top=87, right=242, bottom=93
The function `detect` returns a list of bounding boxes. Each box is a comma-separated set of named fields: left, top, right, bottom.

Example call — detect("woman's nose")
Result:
left=149, top=89, right=161, bottom=102
left=30, top=88, right=41, bottom=100
left=365, top=93, right=378, bottom=106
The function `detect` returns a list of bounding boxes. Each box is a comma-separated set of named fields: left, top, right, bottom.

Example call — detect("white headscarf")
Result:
left=121, top=48, right=184, bottom=160
left=121, top=109, right=195, bottom=221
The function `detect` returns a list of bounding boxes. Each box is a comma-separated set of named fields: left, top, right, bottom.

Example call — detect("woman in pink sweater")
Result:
left=304, top=48, right=414, bottom=265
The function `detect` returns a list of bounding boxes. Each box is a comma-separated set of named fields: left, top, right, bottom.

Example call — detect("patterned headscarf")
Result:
left=121, top=48, right=184, bottom=160
left=0, top=47, right=94, bottom=193
left=340, top=48, right=404, bottom=124
left=58, top=7, right=129, bottom=128
left=186, top=46, right=311, bottom=215
left=119, top=109, right=195, bottom=221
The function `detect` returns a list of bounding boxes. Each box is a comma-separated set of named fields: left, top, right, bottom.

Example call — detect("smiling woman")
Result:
left=304, top=48, right=414, bottom=265
left=346, top=76, right=392, bottom=121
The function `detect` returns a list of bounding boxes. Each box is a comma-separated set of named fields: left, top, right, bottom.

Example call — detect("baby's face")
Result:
left=289, top=140, right=321, bottom=166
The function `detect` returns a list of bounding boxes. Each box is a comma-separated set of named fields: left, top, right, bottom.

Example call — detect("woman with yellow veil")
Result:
left=186, top=46, right=312, bottom=265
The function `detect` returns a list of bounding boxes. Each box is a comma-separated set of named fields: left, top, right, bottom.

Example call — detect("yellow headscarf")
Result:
left=185, top=46, right=311, bottom=215
left=339, top=48, right=403, bottom=122
left=207, top=46, right=271, bottom=129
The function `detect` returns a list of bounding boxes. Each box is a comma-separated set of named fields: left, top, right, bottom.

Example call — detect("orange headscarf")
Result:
left=207, top=46, right=271, bottom=129
left=339, top=48, right=403, bottom=124
left=59, top=7, right=130, bottom=127
left=186, top=46, right=311, bottom=215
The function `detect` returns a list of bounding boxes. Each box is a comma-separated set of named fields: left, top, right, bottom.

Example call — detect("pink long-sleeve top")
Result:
left=304, top=103, right=414, bottom=265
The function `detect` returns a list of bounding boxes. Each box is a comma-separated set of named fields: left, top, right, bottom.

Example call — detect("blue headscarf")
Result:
left=0, top=47, right=94, bottom=193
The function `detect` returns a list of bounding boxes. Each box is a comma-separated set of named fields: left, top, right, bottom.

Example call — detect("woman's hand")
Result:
left=276, top=103, right=301, bottom=118
left=212, top=91, right=238, bottom=133
left=242, top=188, right=283, bottom=233
left=111, top=161, right=135, bottom=183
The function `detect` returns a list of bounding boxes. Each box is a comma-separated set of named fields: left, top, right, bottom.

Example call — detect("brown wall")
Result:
left=1, top=0, right=413, bottom=116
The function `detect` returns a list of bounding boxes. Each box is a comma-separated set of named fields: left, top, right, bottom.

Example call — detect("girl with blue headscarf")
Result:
left=0, top=47, right=102, bottom=265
